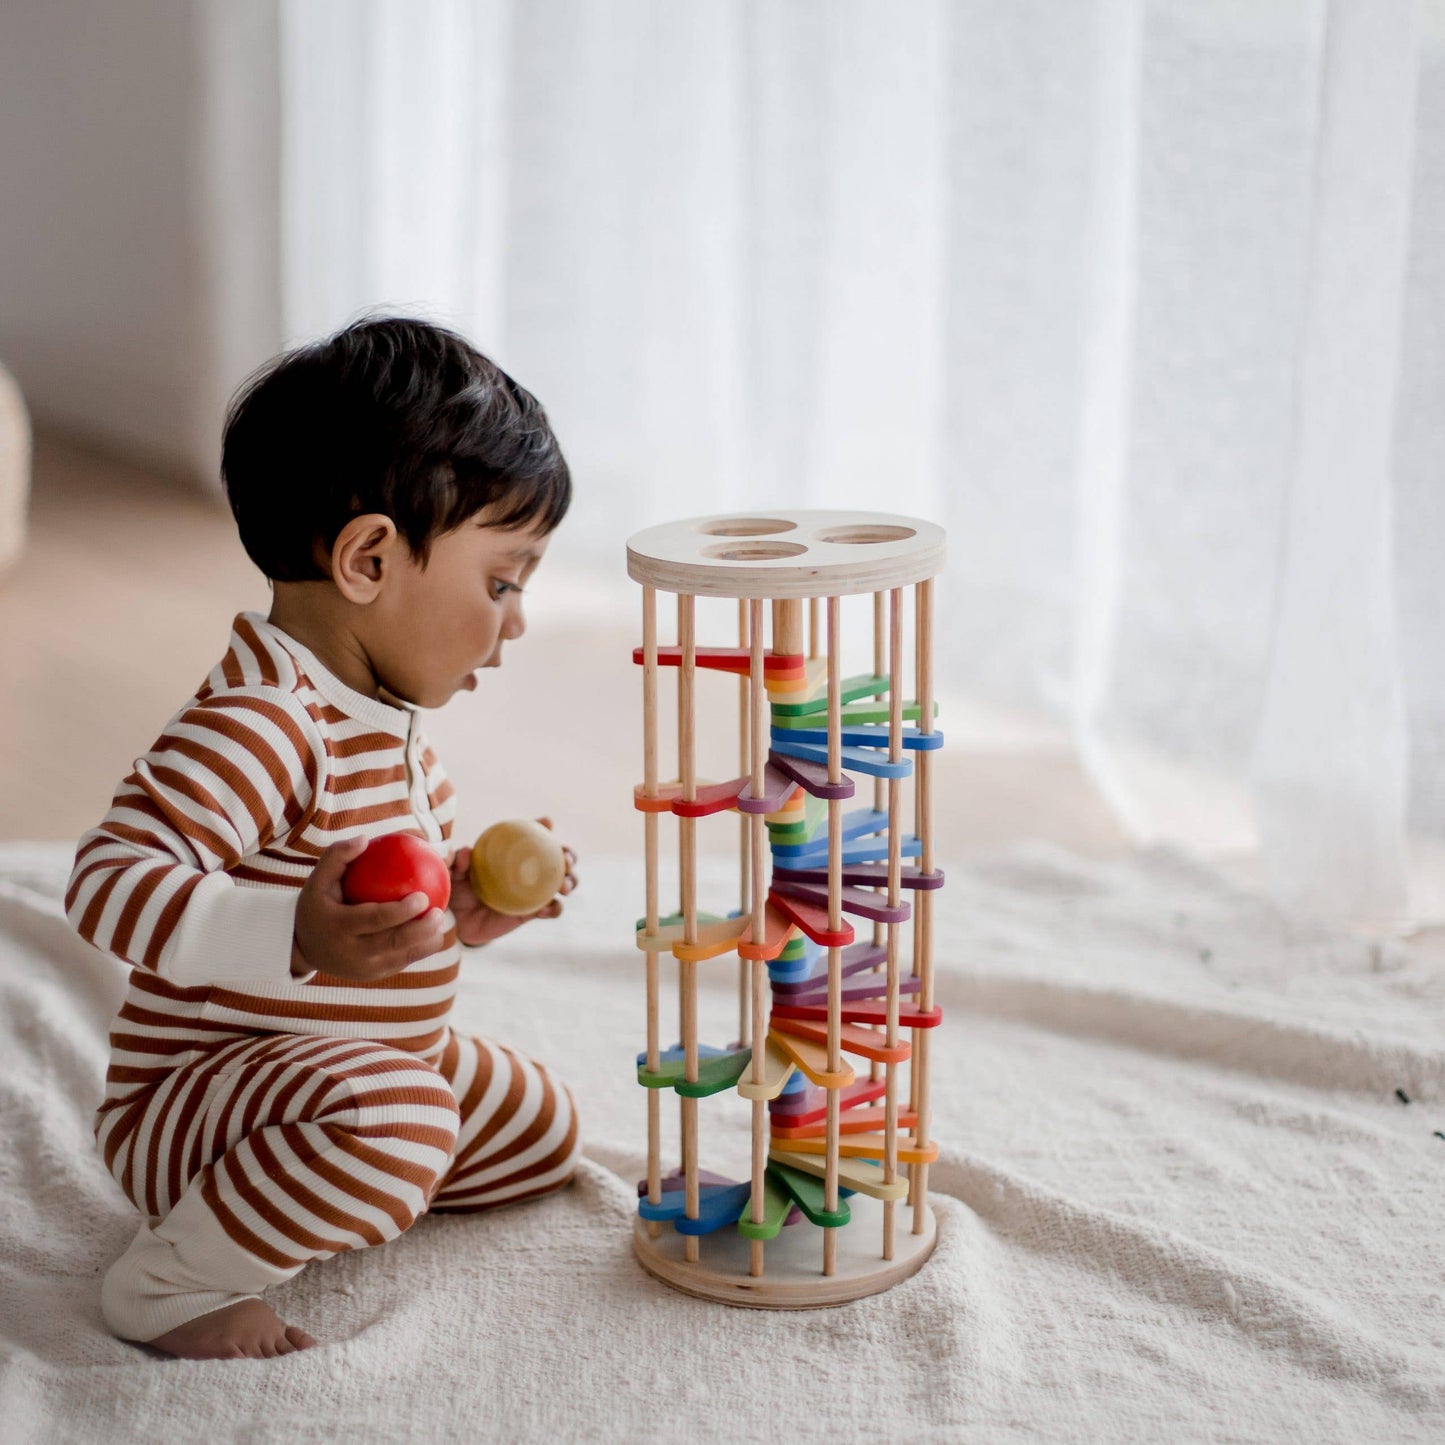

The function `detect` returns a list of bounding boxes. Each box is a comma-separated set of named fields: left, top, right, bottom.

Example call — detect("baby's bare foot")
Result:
left=148, top=1298, right=317, bottom=1360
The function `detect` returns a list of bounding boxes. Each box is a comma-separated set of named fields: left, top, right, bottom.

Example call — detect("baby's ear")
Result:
left=332, top=513, right=399, bottom=603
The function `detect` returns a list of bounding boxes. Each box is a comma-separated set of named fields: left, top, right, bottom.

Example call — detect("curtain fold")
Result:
left=1251, top=0, right=1419, bottom=925
left=261, top=0, right=1441, bottom=926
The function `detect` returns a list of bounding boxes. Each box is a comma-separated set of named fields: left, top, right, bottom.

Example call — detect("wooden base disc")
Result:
left=632, top=1194, right=937, bottom=1309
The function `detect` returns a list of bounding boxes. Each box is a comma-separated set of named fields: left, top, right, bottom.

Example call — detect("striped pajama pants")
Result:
left=96, top=1029, right=580, bottom=1343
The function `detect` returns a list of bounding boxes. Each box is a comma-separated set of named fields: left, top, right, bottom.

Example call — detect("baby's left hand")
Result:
left=448, top=818, right=578, bottom=948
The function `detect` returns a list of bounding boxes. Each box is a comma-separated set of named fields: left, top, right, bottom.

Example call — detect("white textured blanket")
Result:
left=1, top=842, right=1441, bottom=1443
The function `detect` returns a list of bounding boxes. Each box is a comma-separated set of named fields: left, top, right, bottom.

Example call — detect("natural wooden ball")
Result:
left=469, top=819, right=567, bottom=917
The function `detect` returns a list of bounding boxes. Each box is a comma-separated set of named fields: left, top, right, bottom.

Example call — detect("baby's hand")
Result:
left=449, top=817, right=578, bottom=948
left=291, top=837, right=448, bottom=980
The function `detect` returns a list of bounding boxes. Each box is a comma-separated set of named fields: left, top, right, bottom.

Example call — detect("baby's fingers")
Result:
left=348, top=892, right=433, bottom=936
left=370, top=909, right=449, bottom=969
left=312, top=836, right=368, bottom=894
left=557, top=847, right=578, bottom=897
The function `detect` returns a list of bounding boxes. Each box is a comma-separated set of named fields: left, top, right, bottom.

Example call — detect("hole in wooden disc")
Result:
left=813, top=524, right=916, bottom=545
left=697, top=517, right=797, bottom=537
left=700, top=541, right=809, bottom=562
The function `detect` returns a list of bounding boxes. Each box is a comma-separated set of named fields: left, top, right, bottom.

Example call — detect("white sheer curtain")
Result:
left=269, top=0, right=1443, bottom=927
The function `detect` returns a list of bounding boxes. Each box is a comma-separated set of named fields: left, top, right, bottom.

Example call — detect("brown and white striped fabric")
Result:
left=69, top=614, right=579, bottom=1341
left=95, top=1029, right=579, bottom=1341
left=67, top=612, right=464, bottom=1061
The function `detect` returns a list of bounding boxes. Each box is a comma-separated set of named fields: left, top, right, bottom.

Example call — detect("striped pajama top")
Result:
left=66, top=613, right=463, bottom=1085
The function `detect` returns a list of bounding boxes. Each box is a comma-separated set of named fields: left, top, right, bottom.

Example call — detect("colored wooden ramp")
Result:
left=635, top=910, right=798, bottom=964
left=768, top=888, right=855, bottom=948
left=767, top=1148, right=909, bottom=1202
left=770, top=673, right=889, bottom=718
left=736, top=1036, right=797, bottom=1101
left=769, top=1027, right=854, bottom=1089
left=736, top=1171, right=793, bottom=1241
left=637, top=1167, right=736, bottom=1197
left=771, top=999, right=943, bottom=1030
left=674, top=1048, right=754, bottom=1098
left=636, top=1046, right=752, bottom=1097
left=770, top=722, right=944, bottom=751
left=772, top=862, right=944, bottom=891
left=773, top=835, right=924, bottom=868
left=768, top=751, right=856, bottom=801
left=672, top=915, right=750, bottom=962
left=632, top=645, right=804, bottom=678
left=638, top=1176, right=749, bottom=1225
left=736, top=763, right=801, bottom=815
left=770, top=879, right=911, bottom=926
left=632, top=776, right=749, bottom=817
left=786, top=974, right=924, bottom=1008
left=771, top=699, right=937, bottom=729
left=769, top=1077, right=887, bottom=1125
left=770, top=737, right=913, bottom=780
left=770, top=1133, right=939, bottom=1166
left=674, top=1180, right=755, bottom=1235
left=769, top=941, right=887, bottom=996
left=768, top=1162, right=850, bottom=1228
left=770, top=1014, right=911, bottom=1065
left=769, top=1105, right=919, bottom=1140
left=737, top=900, right=800, bottom=962
left=635, top=1041, right=727, bottom=1089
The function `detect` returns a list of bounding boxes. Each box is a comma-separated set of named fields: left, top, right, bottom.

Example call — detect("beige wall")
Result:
left=0, top=0, right=280, bottom=482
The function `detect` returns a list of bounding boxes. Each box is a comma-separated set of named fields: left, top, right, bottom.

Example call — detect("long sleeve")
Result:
left=66, top=687, right=327, bottom=987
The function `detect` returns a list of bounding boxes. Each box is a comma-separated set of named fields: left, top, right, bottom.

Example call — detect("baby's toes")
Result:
left=285, top=1324, right=318, bottom=1350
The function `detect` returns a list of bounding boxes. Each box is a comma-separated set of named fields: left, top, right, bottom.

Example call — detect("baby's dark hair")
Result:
left=221, top=316, right=570, bottom=581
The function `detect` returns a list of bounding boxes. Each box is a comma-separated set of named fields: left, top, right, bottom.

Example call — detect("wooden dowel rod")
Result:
left=642, top=587, right=663, bottom=1234
left=749, top=600, right=767, bottom=1084
left=748, top=602, right=768, bottom=1268
left=738, top=599, right=751, bottom=1045
left=644, top=587, right=659, bottom=795
left=772, top=598, right=804, bottom=657
left=872, top=589, right=886, bottom=816
left=679, top=594, right=696, bottom=807
left=682, top=1089, right=699, bottom=1262
left=912, top=578, right=935, bottom=1236
left=873, top=589, right=886, bottom=682
left=749, top=600, right=766, bottom=797
left=678, top=593, right=700, bottom=1260
left=823, top=1082, right=839, bottom=1278
left=882, top=587, right=903, bottom=1260
left=647, top=948, right=662, bottom=1238
left=750, top=960, right=766, bottom=1276
left=869, top=588, right=886, bottom=1067
left=809, top=596, right=820, bottom=659
left=824, top=594, right=842, bottom=1276
left=643, top=587, right=660, bottom=936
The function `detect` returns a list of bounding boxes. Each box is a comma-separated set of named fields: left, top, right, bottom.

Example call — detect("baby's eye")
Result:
left=490, top=578, right=521, bottom=600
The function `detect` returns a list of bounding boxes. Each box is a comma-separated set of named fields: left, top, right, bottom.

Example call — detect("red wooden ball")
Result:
left=341, top=832, right=451, bottom=912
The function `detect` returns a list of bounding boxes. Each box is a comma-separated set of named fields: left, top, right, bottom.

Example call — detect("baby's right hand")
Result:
left=291, top=837, right=447, bottom=981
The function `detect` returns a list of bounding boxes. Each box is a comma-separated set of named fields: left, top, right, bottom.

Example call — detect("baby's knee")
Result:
left=329, top=1047, right=459, bottom=1117
left=321, top=1049, right=462, bottom=1196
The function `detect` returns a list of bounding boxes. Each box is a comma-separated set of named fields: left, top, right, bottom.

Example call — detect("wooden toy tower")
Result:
left=626, top=511, right=946, bottom=1307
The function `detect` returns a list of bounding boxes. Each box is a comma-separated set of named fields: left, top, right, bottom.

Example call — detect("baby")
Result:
left=65, top=317, right=581, bottom=1360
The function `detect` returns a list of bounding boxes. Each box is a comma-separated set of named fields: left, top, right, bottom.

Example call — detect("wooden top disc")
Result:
left=626, top=510, right=946, bottom=599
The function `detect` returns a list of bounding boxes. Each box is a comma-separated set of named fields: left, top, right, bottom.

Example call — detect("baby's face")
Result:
left=366, top=514, right=551, bottom=709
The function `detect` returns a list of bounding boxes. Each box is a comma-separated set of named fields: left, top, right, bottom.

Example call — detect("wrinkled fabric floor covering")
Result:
left=1, top=842, right=1441, bottom=1444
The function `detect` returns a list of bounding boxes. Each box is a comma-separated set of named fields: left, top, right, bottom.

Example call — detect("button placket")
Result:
left=405, top=715, right=441, bottom=843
